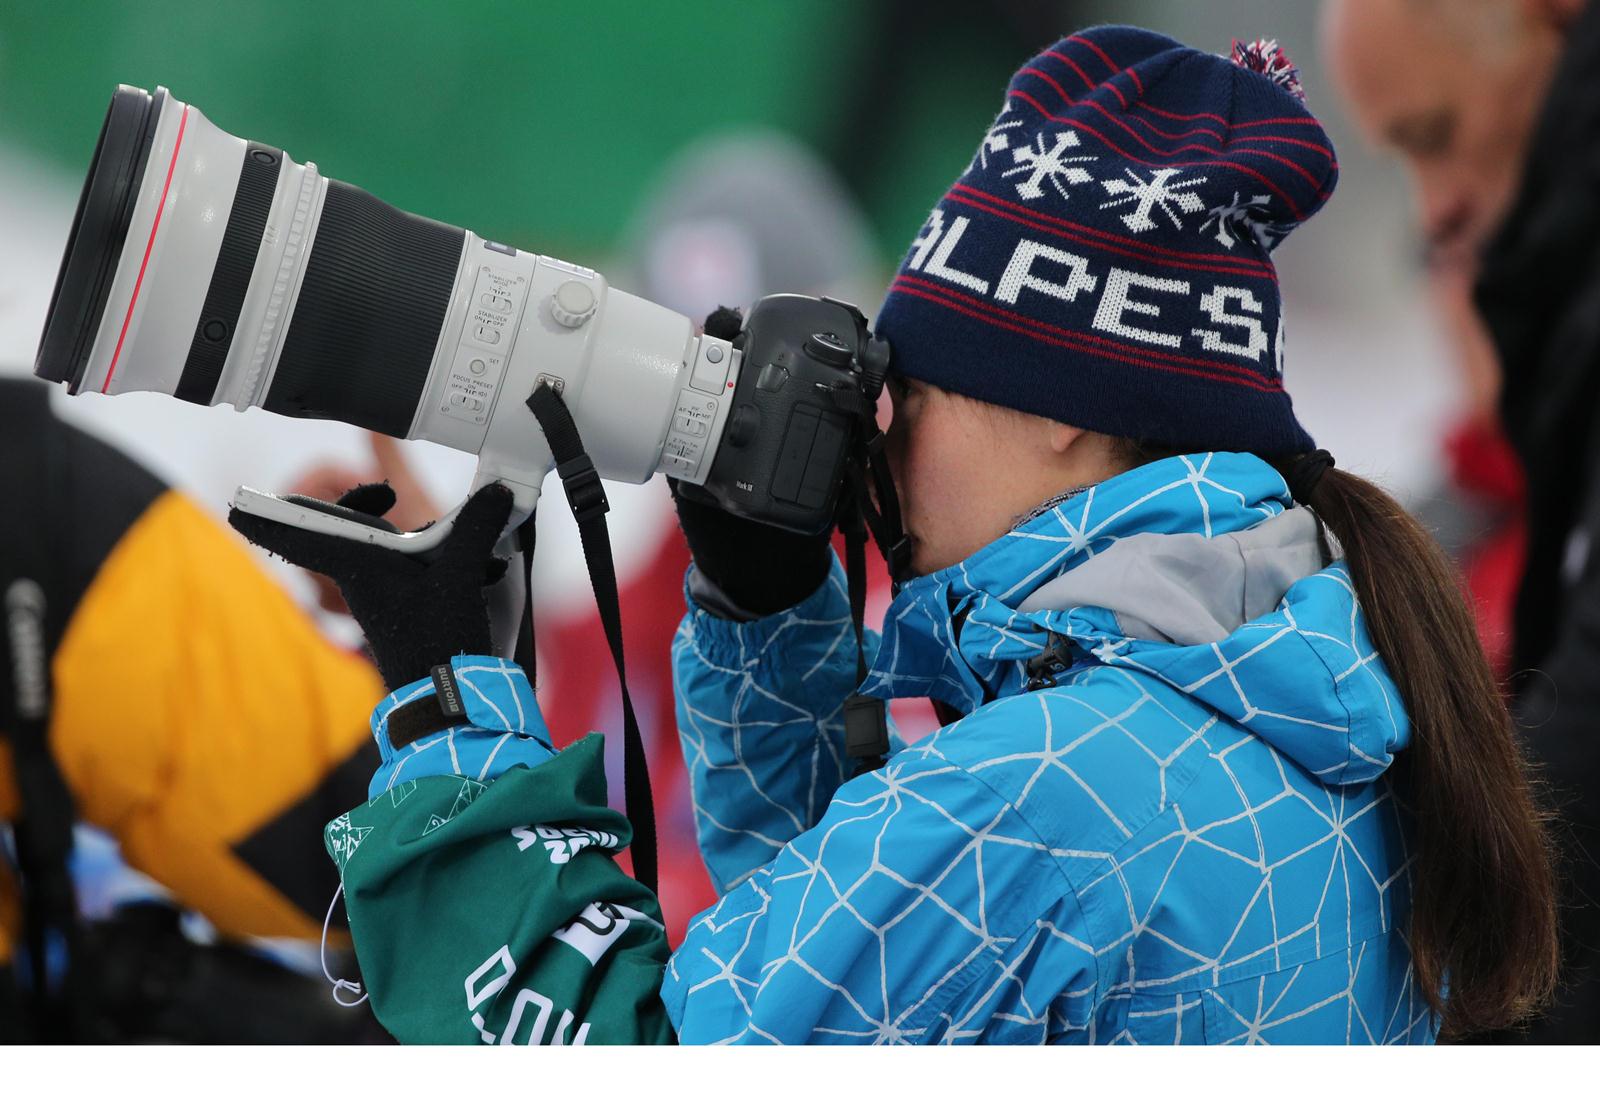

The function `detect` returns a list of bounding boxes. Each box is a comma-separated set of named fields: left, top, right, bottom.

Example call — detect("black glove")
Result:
left=669, top=305, right=834, bottom=617
left=671, top=479, right=835, bottom=617
left=229, top=482, right=514, bottom=689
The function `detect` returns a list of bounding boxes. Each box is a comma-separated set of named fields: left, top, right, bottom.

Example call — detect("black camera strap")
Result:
left=524, top=384, right=659, bottom=899
left=0, top=384, right=87, bottom=1041
left=831, top=384, right=911, bottom=583
left=837, top=495, right=889, bottom=776
left=511, top=517, right=537, bottom=687
left=835, top=395, right=912, bottom=775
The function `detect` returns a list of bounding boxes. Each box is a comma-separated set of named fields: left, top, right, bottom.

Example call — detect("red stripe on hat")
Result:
left=1028, top=63, right=1226, bottom=144
left=1245, top=146, right=1333, bottom=191
left=950, top=184, right=1278, bottom=274
left=1042, top=48, right=1323, bottom=132
left=890, top=279, right=1284, bottom=394
left=1233, top=116, right=1335, bottom=129
left=1029, top=62, right=1336, bottom=154
left=1227, top=134, right=1337, bottom=157
left=943, top=189, right=1277, bottom=281
left=893, top=274, right=1282, bottom=389
left=1046, top=49, right=1100, bottom=95
left=1066, top=34, right=1122, bottom=76
left=1009, top=89, right=1312, bottom=218
left=1017, top=69, right=1336, bottom=175
left=1131, top=101, right=1230, bottom=127
left=1118, top=113, right=1226, bottom=144
left=1136, top=100, right=1325, bottom=129
left=1083, top=89, right=1318, bottom=170
left=1026, top=66, right=1229, bottom=156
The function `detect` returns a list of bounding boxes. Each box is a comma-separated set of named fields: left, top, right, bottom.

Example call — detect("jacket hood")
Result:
left=865, top=453, right=1409, bottom=786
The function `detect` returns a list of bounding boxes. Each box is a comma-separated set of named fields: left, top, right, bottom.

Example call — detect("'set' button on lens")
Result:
left=469, top=359, right=486, bottom=375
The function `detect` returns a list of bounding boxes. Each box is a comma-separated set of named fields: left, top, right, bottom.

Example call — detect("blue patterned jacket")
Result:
left=665, top=452, right=1433, bottom=1044
left=353, top=453, right=1433, bottom=1044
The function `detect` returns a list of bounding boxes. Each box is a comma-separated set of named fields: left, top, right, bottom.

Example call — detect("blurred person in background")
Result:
left=1, top=377, right=389, bottom=1042
left=1418, top=276, right=1524, bottom=679
left=1326, top=0, right=1600, bottom=1042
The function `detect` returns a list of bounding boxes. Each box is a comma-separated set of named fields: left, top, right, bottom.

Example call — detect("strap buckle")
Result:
left=843, top=692, right=891, bottom=772
left=1023, top=633, right=1076, bottom=692
left=556, top=452, right=610, bottom=523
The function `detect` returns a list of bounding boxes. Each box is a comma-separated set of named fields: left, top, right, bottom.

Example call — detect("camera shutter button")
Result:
left=551, top=281, right=597, bottom=328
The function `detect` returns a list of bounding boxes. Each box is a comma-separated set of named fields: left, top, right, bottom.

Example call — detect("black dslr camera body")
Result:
left=685, top=294, right=891, bottom=535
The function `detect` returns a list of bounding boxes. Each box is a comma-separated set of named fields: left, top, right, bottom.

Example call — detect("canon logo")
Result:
left=5, top=579, right=48, bottom=720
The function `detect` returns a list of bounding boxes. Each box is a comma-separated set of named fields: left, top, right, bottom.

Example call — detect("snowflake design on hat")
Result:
left=1003, top=131, right=1097, bottom=202
left=1199, top=190, right=1291, bottom=250
left=969, top=99, right=1025, bottom=173
left=1098, top=167, right=1209, bottom=234
left=1253, top=214, right=1296, bottom=251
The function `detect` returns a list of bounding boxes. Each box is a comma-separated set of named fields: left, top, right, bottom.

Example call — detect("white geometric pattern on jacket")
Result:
left=666, top=453, right=1433, bottom=1044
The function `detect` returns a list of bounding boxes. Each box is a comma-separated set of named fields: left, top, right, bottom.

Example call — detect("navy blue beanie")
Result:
left=874, top=27, right=1336, bottom=457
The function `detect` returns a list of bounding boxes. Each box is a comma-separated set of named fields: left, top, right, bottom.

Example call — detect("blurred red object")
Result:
left=1445, top=416, right=1527, bottom=680
left=536, top=526, right=716, bottom=944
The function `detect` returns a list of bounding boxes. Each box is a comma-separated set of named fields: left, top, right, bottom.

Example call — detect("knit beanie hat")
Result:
left=873, top=26, right=1336, bottom=457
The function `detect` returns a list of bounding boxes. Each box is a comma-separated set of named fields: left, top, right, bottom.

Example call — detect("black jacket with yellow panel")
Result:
left=0, top=378, right=384, bottom=1035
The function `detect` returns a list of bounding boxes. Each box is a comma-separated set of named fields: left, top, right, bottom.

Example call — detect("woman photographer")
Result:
left=233, top=25, right=1556, bottom=1043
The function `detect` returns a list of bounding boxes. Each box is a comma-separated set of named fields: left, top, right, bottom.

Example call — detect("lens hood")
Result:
left=36, top=85, right=165, bottom=392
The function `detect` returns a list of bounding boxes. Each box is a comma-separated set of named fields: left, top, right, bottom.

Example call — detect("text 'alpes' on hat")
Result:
left=874, top=25, right=1336, bottom=457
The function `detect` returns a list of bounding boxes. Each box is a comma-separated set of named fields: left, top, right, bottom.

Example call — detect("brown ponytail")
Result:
left=1288, top=462, right=1558, bottom=1038
left=1110, top=439, right=1558, bottom=1037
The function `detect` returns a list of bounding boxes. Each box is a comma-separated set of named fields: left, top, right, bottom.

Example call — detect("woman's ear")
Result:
left=1047, top=420, right=1087, bottom=456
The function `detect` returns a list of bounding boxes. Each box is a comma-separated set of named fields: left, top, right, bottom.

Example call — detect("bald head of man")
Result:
left=1322, top=0, right=1584, bottom=269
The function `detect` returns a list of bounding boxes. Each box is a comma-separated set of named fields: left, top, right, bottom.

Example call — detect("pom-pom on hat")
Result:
left=874, top=26, right=1337, bottom=457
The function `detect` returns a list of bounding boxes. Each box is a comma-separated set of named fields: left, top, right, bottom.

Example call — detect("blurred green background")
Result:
left=0, top=0, right=1053, bottom=260
left=0, top=0, right=1457, bottom=505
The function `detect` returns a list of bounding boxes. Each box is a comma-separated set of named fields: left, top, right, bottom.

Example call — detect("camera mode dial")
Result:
left=804, top=331, right=854, bottom=369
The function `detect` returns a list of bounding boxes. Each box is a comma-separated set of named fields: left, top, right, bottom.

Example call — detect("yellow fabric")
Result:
left=0, top=490, right=383, bottom=950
